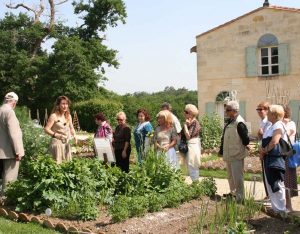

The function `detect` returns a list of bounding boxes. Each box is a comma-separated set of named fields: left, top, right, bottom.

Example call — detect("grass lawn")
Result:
left=0, top=217, right=58, bottom=234
left=200, top=168, right=263, bottom=181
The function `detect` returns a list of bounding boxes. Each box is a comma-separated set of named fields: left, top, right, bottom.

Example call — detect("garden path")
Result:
left=188, top=177, right=300, bottom=217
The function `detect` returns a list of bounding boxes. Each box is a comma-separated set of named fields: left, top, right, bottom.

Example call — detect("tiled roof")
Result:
left=196, top=5, right=300, bottom=38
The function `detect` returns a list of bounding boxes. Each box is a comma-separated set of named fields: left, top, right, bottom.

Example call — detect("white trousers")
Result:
left=188, top=165, right=199, bottom=181
left=264, top=169, right=286, bottom=212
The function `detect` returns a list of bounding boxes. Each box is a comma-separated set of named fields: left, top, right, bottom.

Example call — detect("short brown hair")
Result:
left=136, top=108, right=151, bottom=121
left=95, top=112, right=106, bottom=121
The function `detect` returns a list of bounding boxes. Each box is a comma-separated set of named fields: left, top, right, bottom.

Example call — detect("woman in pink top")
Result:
left=94, top=112, right=113, bottom=142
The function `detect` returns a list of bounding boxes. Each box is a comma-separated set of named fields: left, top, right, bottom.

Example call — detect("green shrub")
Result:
left=73, top=98, right=123, bottom=132
left=147, top=192, right=164, bottom=212
left=15, top=106, right=31, bottom=125
left=128, top=195, right=148, bottom=217
left=109, top=195, right=130, bottom=222
left=199, top=177, right=217, bottom=197
left=200, top=114, right=223, bottom=150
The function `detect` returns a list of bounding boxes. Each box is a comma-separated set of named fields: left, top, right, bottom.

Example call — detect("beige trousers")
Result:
left=226, top=159, right=244, bottom=201
left=1, top=159, right=20, bottom=194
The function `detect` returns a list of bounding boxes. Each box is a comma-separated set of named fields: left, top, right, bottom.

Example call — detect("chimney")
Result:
left=263, top=0, right=270, bottom=7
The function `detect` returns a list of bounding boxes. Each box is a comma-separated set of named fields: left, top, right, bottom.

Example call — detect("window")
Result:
left=259, top=46, right=279, bottom=76
left=246, top=33, right=289, bottom=77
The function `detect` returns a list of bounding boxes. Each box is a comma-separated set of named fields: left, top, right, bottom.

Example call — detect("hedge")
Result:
left=73, top=99, right=123, bottom=132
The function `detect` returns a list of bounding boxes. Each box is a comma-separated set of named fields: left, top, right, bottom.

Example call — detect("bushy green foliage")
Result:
left=0, top=1, right=126, bottom=110
left=73, top=98, right=123, bottom=132
left=15, top=106, right=31, bottom=125
left=6, top=149, right=217, bottom=222
left=200, top=114, right=223, bottom=149
left=120, top=88, right=198, bottom=126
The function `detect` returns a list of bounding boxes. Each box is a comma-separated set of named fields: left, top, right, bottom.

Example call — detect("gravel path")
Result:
left=196, top=177, right=300, bottom=213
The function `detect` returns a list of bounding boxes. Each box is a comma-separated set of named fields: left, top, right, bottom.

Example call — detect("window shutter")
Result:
left=205, top=102, right=215, bottom=115
left=278, top=43, right=290, bottom=76
left=245, top=46, right=257, bottom=77
left=289, top=100, right=300, bottom=133
left=239, top=101, right=246, bottom=120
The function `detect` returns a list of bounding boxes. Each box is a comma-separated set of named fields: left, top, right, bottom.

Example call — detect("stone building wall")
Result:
left=196, top=7, right=300, bottom=134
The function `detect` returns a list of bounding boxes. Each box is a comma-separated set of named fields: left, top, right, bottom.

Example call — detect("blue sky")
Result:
left=1, top=0, right=300, bottom=94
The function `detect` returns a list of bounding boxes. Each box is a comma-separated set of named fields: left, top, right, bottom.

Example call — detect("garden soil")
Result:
left=12, top=176, right=299, bottom=234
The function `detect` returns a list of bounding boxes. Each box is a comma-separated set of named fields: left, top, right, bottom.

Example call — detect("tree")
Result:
left=0, top=0, right=126, bottom=110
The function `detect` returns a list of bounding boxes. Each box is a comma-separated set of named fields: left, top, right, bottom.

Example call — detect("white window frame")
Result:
left=259, top=46, right=279, bottom=76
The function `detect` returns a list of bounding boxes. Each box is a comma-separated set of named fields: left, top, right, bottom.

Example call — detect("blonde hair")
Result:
left=185, top=104, right=198, bottom=117
left=257, top=101, right=269, bottom=110
left=269, top=104, right=284, bottom=121
left=156, top=110, right=173, bottom=128
left=116, top=111, right=126, bottom=120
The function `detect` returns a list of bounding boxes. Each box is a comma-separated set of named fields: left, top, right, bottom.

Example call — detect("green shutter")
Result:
left=278, top=43, right=290, bottom=75
left=289, top=100, right=300, bottom=133
left=239, top=101, right=246, bottom=120
left=205, top=102, right=215, bottom=115
left=245, top=46, right=257, bottom=77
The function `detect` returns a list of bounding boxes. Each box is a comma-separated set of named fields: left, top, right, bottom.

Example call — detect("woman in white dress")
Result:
left=154, top=110, right=179, bottom=169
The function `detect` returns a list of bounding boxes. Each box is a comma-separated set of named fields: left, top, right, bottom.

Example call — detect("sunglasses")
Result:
left=256, top=108, right=268, bottom=111
left=184, top=110, right=189, bottom=114
left=225, top=109, right=233, bottom=112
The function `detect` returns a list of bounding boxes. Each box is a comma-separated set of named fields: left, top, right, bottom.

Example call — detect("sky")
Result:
left=1, top=0, right=300, bottom=95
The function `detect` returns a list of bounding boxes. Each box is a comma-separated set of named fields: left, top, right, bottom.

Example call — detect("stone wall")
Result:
left=196, top=8, right=300, bottom=134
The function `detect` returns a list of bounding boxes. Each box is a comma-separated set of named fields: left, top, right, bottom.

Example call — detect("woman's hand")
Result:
left=122, top=150, right=127, bottom=159
left=73, top=136, right=78, bottom=145
left=259, top=148, right=266, bottom=160
left=185, top=119, right=192, bottom=125
left=162, top=144, right=170, bottom=151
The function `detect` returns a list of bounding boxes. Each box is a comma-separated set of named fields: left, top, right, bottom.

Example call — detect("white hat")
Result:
left=5, top=92, right=19, bottom=101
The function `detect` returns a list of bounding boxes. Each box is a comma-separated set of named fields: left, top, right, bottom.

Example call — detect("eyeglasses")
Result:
left=117, top=118, right=124, bottom=121
left=225, top=109, right=233, bottom=112
left=256, top=108, right=263, bottom=111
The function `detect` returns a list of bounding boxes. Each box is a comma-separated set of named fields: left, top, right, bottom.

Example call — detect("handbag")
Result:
left=289, top=133, right=300, bottom=168
left=178, top=121, right=196, bottom=154
left=178, top=139, right=188, bottom=154
left=280, top=124, right=295, bottom=158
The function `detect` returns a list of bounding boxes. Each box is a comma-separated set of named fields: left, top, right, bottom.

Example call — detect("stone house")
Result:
left=192, top=1, right=300, bottom=134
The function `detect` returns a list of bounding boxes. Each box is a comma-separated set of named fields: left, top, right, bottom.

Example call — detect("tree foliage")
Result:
left=0, top=0, right=126, bottom=111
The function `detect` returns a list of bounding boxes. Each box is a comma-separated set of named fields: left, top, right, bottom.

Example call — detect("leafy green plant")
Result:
left=200, top=114, right=223, bottom=150
left=109, top=195, right=130, bottom=222
left=128, top=196, right=148, bottom=217
left=147, top=192, right=164, bottom=212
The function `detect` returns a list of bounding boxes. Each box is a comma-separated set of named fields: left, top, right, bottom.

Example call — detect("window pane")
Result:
left=272, top=66, right=279, bottom=74
left=262, top=66, right=269, bottom=75
left=271, top=56, right=278, bottom=64
left=261, top=57, right=269, bottom=65
left=271, top=47, right=278, bottom=56
left=261, top=48, right=268, bottom=56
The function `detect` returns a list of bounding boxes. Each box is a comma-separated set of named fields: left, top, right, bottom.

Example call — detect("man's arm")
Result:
left=237, top=122, right=250, bottom=146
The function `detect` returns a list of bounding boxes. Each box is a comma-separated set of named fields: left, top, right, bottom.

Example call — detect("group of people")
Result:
left=43, top=96, right=201, bottom=180
left=2, top=91, right=297, bottom=214
left=220, top=100, right=298, bottom=213
left=92, top=102, right=201, bottom=179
